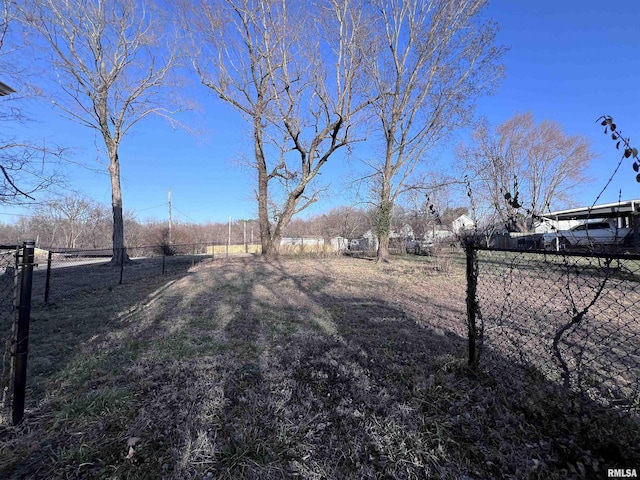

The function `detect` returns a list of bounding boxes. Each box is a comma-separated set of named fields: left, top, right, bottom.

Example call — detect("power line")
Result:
left=135, top=202, right=168, bottom=213
left=0, top=211, right=32, bottom=218
left=171, top=205, right=199, bottom=224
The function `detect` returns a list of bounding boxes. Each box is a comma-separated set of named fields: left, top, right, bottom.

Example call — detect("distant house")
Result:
left=280, top=236, right=324, bottom=247
left=280, top=236, right=323, bottom=253
left=421, top=215, right=474, bottom=245
left=357, top=230, right=378, bottom=251
left=330, top=236, right=349, bottom=252
left=350, top=225, right=415, bottom=252
left=452, top=214, right=475, bottom=234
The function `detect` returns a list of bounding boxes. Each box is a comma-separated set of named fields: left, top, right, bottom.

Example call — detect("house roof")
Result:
left=543, top=199, right=640, bottom=221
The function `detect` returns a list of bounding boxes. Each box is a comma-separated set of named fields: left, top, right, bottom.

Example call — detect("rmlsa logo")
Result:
left=608, top=469, right=638, bottom=478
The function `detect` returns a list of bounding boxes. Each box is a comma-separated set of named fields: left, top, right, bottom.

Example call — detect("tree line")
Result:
left=0, top=0, right=595, bottom=262
left=0, top=195, right=470, bottom=252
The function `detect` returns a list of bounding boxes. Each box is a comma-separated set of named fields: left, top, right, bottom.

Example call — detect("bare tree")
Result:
left=363, top=0, right=504, bottom=261
left=458, top=112, right=595, bottom=232
left=318, top=206, right=370, bottom=240
left=32, top=195, right=97, bottom=248
left=0, top=135, right=62, bottom=203
left=0, top=1, right=63, bottom=203
left=20, top=0, right=183, bottom=264
left=183, top=0, right=370, bottom=256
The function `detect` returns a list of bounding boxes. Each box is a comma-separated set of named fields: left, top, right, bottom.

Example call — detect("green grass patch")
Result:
left=51, top=386, right=131, bottom=428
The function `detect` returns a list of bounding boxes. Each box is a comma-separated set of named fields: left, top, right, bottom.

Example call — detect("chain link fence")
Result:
left=467, top=246, right=640, bottom=416
left=1, top=242, right=36, bottom=425
left=31, top=243, right=223, bottom=304
left=32, top=238, right=348, bottom=303
left=0, top=245, right=19, bottom=419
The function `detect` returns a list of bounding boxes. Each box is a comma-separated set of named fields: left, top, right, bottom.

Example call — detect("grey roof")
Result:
left=0, top=81, right=16, bottom=96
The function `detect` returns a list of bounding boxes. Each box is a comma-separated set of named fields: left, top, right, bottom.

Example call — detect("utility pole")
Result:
left=168, top=189, right=173, bottom=246
left=244, top=221, right=247, bottom=253
left=227, top=216, right=231, bottom=258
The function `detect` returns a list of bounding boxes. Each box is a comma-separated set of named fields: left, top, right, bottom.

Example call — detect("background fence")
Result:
left=32, top=238, right=348, bottom=304
left=467, top=246, right=640, bottom=415
left=32, top=243, right=223, bottom=304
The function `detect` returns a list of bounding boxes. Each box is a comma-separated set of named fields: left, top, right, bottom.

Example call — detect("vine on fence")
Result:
left=552, top=255, right=615, bottom=397
left=598, top=115, right=640, bottom=182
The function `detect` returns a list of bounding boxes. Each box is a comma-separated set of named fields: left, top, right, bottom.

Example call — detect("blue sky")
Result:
left=1, top=0, right=639, bottom=225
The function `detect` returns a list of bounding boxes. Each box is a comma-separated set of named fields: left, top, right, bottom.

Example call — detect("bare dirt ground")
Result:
left=0, top=254, right=638, bottom=479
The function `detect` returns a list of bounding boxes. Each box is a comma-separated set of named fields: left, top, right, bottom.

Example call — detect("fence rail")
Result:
left=467, top=245, right=640, bottom=415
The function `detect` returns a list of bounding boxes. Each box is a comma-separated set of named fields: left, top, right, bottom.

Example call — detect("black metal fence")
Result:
left=466, top=245, right=640, bottom=415
left=33, top=243, right=221, bottom=304
left=1, top=241, right=258, bottom=425
left=1, top=241, right=35, bottom=425
left=0, top=244, right=18, bottom=422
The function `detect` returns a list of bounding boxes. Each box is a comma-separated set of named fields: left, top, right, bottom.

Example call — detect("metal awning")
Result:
left=0, top=81, right=16, bottom=96
left=542, top=200, right=640, bottom=221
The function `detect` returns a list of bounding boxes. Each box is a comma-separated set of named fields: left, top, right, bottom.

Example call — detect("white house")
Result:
left=452, top=214, right=475, bottom=235
left=330, top=236, right=349, bottom=251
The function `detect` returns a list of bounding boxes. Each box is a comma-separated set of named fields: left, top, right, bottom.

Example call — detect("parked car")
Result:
left=542, top=220, right=631, bottom=250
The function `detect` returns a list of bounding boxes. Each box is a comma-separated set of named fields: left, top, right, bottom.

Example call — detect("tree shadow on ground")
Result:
left=1, top=256, right=638, bottom=479
left=0, top=257, right=206, bottom=430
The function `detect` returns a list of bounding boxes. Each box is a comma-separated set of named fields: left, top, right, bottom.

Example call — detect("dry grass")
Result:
left=0, top=254, right=638, bottom=479
left=206, top=244, right=262, bottom=255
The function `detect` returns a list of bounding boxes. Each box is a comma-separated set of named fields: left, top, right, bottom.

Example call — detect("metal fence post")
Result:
left=465, top=243, right=479, bottom=367
left=12, top=240, right=35, bottom=425
left=44, top=250, right=52, bottom=303
left=162, top=253, right=166, bottom=275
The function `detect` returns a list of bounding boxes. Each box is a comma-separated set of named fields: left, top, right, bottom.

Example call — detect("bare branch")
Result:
left=364, top=0, right=505, bottom=260
left=19, top=0, right=185, bottom=261
left=184, top=0, right=370, bottom=255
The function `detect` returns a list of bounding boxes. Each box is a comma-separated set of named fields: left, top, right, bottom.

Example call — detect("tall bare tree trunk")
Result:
left=188, top=0, right=367, bottom=258
left=255, top=121, right=277, bottom=257
left=257, top=166, right=276, bottom=256
left=108, top=151, right=129, bottom=265
left=376, top=188, right=393, bottom=262
left=21, top=0, right=181, bottom=265
left=376, top=140, right=395, bottom=262
left=362, top=0, right=505, bottom=262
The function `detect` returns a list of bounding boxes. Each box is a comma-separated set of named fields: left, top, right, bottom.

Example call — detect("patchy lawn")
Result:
left=0, top=255, right=638, bottom=479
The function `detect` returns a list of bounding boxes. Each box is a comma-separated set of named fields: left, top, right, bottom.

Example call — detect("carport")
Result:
left=542, top=199, right=640, bottom=251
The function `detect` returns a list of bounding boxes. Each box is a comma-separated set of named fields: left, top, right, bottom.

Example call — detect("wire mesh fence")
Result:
left=0, top=245, right=18, bottom=416
left=468, top=246, right=640, bottom=416
left=31, top=238, right=350, bottom=303
left=31, top=243, right=222, bottom=304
